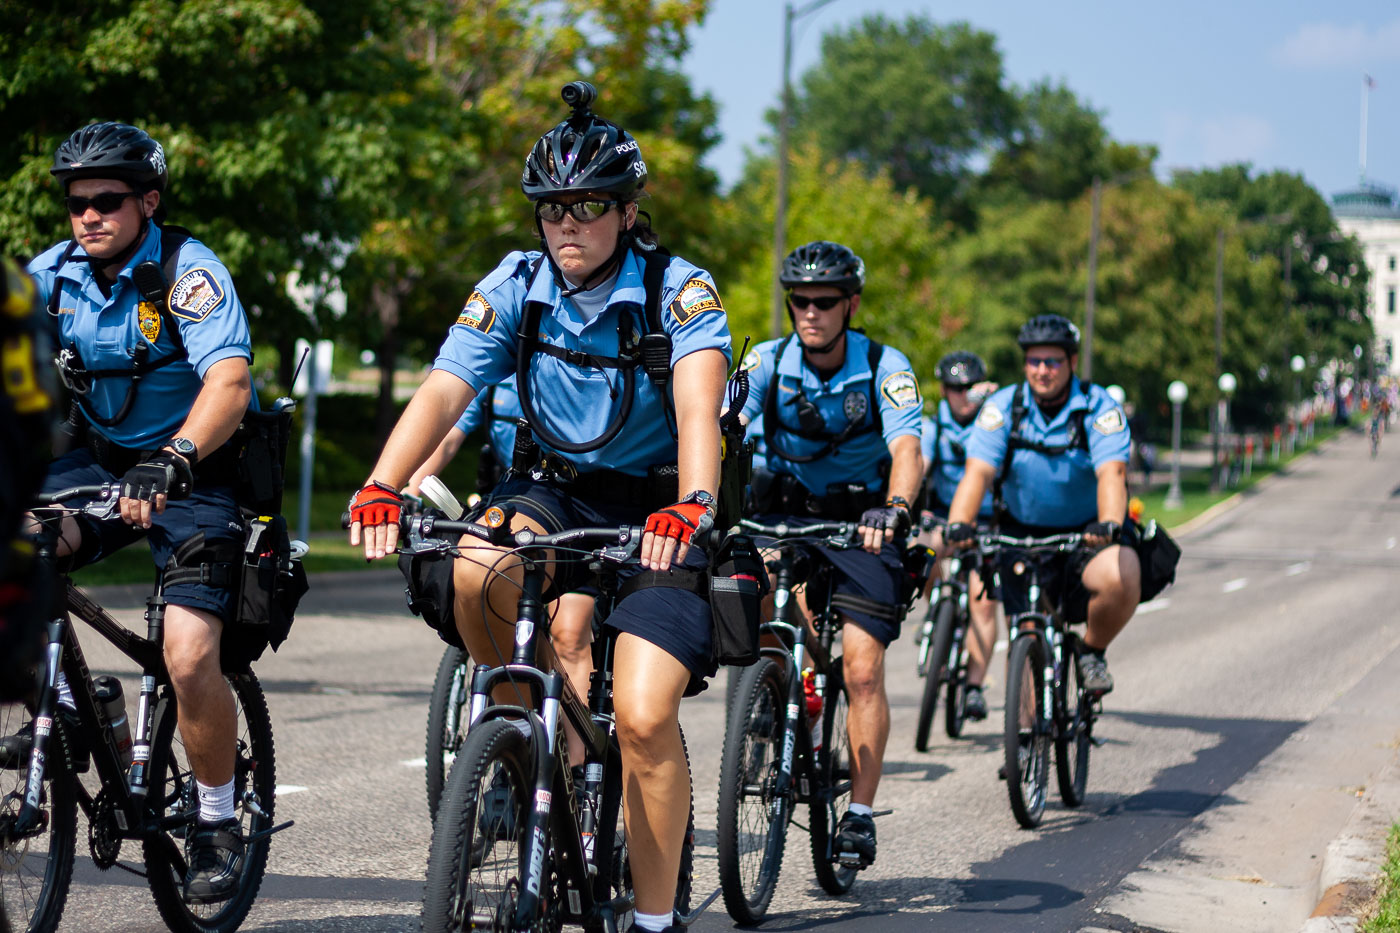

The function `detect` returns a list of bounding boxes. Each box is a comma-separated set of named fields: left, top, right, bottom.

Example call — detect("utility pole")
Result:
left=1082, top=175, right=1102, bottom=382
left=1211, top=228, right=1224, bottom=492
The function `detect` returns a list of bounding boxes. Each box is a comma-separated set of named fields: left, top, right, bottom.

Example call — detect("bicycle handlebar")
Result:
left=32, top=482, right=124, bottom=522
left=738, top=517, right=861, bottom=546
left=981, top=532, right=1085, bottom=553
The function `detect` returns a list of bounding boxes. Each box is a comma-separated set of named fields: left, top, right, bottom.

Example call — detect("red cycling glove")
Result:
left=348, top=480, right=404, bottom=529
left=644, top=498, right=714, bottom=545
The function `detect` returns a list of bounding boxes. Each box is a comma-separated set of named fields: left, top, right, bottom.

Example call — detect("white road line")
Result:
left=1137, top=598, right=1172, bottom=614
left=275, top=784, right=308, bottom=795
left=1222, top=578, right=1249, bottom=593
left=1387, top=537, right=1396, bottom=550
left=1286, top=562, right=1311, bottom=576
left=401, top=757, right=427, bottom=768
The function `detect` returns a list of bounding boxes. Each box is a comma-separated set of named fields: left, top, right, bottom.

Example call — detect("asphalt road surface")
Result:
left=45, top=425, right=1400, bottom=932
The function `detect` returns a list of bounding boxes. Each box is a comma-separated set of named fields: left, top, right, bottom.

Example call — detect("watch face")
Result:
left=172, top=438, right=196, bottom=455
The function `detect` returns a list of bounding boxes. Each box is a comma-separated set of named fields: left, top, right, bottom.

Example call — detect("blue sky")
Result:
left=680, top=2, right=1400, bottom=203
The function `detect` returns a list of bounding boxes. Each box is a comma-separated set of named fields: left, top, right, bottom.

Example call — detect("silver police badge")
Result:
left=843, top=390, right=868, bottom=424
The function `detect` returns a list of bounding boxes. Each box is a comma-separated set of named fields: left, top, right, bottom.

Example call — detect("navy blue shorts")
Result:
left=487, top=477, right=715, bottom=693
left=42, top=449, right=243, bottom=622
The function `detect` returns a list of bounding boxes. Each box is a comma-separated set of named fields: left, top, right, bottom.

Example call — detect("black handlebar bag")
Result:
left=709, top=532, right=769, bottom=667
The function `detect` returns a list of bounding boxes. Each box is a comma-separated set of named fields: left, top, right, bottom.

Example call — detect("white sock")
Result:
left=55, top=673, right=76, bottom=711
left=196, top=778, right=237, bottom=824
left=849, top=802, right=873, bottom=818
left=633, top=910, right=671, bottom=932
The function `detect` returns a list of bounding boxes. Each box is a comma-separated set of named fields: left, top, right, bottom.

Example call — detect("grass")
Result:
left=1362, top=823, right=1400, bottom=932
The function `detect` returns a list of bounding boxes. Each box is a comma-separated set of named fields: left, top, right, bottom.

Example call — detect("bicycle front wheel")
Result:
left=716, top=657, right=790, bottom=924
left=423, top=718, right=534, bottom=933
left=915, top=599, right=955, bottom=751
left=810, top=658, right=856, bottom=895
left=0, top=700, right=78, bottom=933
left=427, top=646, right=472, bottom=822
left=1004, top=635, right=1050, bottom=829
left=144, top=671, right=276, bottom=933
left=1055, top=636, right=1092, bottom=807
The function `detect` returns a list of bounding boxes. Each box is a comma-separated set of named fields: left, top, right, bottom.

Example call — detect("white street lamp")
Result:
left=1165, top=380, right=1188, bottom=509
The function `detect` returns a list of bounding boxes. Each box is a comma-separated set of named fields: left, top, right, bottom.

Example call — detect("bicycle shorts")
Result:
left=485, top=476, right=714, bottom=695
left=996, top=517, right=1140, bottom=622
left=41, top=448, right=243, bottom=623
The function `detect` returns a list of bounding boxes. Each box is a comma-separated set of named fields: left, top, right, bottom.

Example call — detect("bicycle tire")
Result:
left=426, top=646, right=471, bottom=822
left=144, top=671, right=276, bottom=933
left=1004, top=635, right=1050, bottom=829
left=0, top=701, right=78, bottom=933
left=1055, top=636, right=1092, bottom=808
left=914, top=599, right=955, bottom=752
left=943, top=614, right=969, bottom=740
left=810, top=658, right=856, bottom=895
left=716, top=658, right=789, bottom=924
left=423, top=718, right=534, bottom=933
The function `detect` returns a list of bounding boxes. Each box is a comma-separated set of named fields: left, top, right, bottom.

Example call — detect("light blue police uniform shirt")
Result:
left=923, top=403, right=993, bottom=517
left=433, top=248, right=731, bottom=476
left=739, top=331, right=922, bottom=492
left=28, top=221, right=253, bottom=449
left=453, top=380, right=523, bottom=455
left=965, top=378, right=1130, bottom=527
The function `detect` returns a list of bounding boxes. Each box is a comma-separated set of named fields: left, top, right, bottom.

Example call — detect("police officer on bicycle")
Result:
left=24, top=122, right=255, bottom=903
left=946, top=314, right=1139, bottom=695
left=920, top=350, right=999, bottom=721
left=348, top=83, right=729, bottom=933
left=740, top=240, right=924, bottom=869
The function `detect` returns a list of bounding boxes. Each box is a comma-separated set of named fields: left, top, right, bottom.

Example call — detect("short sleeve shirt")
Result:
left=453, top=380, right=523, bottom=455
left=433, top=248, right=731, bottom=476
left=924, top=401, right=992, bottom=517
left=965, top=378, right=1130, bottom=527
left=28, top=222, right=252, bottom=448
left=740, top=331, right=922, bottom=492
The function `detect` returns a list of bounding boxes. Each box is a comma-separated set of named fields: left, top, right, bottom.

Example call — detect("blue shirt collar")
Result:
left=776, top=331, right=875, bottom=388
left=523, top=249, right=646, bottom=316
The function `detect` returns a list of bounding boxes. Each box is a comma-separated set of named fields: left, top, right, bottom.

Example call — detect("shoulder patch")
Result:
left=456, top=290, right=495, bottom=333
left=137, top=302, right=161, bottom=343
left=879, top=370, right=921, bottom=409
left=169, top=268, right=225, bottom=322
left=669, top=278, right=722, bottom=326
left=1093, top=407, right=1127, bottom=435
left=741, top=348, right=761, bottom=371
left=975, top=404, right=1006, bottom=431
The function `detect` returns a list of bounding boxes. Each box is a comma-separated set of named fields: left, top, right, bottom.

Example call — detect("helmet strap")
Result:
left=544, top=227, right=633, bottom=299
left=792, top=305, right=851, bottom=357
left=80, top=217, right=153, bottom=279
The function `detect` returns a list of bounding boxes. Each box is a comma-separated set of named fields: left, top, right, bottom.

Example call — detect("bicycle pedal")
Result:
left=244, top=819, right=295, bottom=844
left=870, top=808, right=894, bottom=818
left=1090, top=736, right=1106, bottom=748
left=673, top=887, right=722, bottom=926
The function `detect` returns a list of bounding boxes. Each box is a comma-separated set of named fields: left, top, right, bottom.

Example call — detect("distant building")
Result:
left=1334, top=180, right=1400, bottom=376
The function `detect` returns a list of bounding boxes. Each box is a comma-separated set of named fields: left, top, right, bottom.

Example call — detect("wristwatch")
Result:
left=679, top=490, right=717, bottom=513
left=885, top=495, right=911, bottom=512
left=166, top=437, right=198, bottom=464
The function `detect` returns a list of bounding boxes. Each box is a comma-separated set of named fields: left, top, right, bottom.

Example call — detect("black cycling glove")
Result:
left=945, top=521, right=977, bottom=548
left=1084, top=521, right=1121, bottom=543
left=121, top=450, right=194, bottom=503
left=859, top=504, right=911, bottom=537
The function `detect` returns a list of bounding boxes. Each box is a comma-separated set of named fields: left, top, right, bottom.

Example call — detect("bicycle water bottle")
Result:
left=802, top=670, right=824, bottom=751
left=93, top=675, right=133, bottom=768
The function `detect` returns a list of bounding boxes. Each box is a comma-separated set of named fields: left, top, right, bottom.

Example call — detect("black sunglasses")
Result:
left=64, top=191, right=140, bottom=216
left=787, top=293, right=848, bottom=311
left=535, top=199, right=620, bottom=224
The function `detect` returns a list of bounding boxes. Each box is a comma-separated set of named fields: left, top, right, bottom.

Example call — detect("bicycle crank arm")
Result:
left=870, top=808, right=894, bottom=818
left=674, top=887, right=722, bottom=926
left=244, top=819, right=295, bottom=843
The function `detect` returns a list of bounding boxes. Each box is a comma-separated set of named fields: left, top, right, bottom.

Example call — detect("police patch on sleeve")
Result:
left=669, top=279, right=723, bottom=326
left=456, top=291, right=495, bottom=333
left=879, top=371, right=921, bottom=409
left=137, top=302, right=161, bottom=343
left=1093, top=407, right=1127, bottom=435
left=976, top=404, right=1006, bottom=431
left=741, top=348, right=761, bottom=371
left=169, top=268, right=225, bottom=322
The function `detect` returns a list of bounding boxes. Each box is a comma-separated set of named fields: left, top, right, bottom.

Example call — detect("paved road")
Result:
left=48, top=425, right=1400, bottom=932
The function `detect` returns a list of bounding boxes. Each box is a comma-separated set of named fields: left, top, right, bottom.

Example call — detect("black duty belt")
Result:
left=522, top=454, right=679, bottom=512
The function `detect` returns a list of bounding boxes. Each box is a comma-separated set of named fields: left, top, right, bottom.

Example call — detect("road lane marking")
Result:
left=275, top=785, right=308, bottom=795
left=1388, top=537, right=1396, bottom=550
left=1222, top=578, right=1249, bottom=593
left=401, top=757, right=427, bottom=768
left=1138, top=598, right=1172, bottom=614
left=1286, top=562, right=1311, bottom=576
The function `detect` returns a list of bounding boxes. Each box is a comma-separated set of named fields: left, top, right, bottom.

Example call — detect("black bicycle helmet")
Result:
left=936, top=351, right=987, bottom=386
left=1016, top=314, right=1080, bottom=353
left=521, top=82, right=646, bottom=201
left=50, top=122, right=167, bottom=193
left=780, top=241, right=865, bottom=294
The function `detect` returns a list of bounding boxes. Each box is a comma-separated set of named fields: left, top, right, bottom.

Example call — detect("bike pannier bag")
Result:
left=709, top=533, right=769, bottom=667
left=1135, top=518, right=1181, bottom=602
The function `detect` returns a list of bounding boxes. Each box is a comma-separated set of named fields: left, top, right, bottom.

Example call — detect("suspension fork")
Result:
left=771, top=562, right=806, bottom=798
left=126, top=581, right=168, bottom=802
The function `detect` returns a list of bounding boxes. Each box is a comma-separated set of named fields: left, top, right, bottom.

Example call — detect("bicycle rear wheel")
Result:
left=427, top=646, right=471, bottom=822
left=0, top=700, right=77, bottom=933
left=1004, top=635, right=1050, bottom=828
left=810, top=658, right=856, bottom=895
left=716, top=657, right=789, bottom=924
left=423, top=718, right=534, bottom=933
left=144, top=671, right=276, bottom=933
left=915, top=599, right=955, bottom=751
left=1055, top=636, right=1092, bottom=807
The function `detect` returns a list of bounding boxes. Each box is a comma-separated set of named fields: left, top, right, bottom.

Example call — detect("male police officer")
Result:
left=741, top=241, right=923, bottom=868
left=25, top=122, right=255, bottom=903
left=946, top=314, right=1139, bottom=694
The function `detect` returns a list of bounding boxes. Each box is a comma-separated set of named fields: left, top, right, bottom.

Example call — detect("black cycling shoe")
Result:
left=1, top=709, right=88, bottom=772
left=834, top=810, right=877, bottom=869
left=964, top=686, right=988, bottom=722
left=471, top=770, right=518, bottom=867
left=183, top=819, right=246, bottom=904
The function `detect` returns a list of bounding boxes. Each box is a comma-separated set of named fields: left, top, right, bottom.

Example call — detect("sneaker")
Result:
left=471, top=770, right=517, bottom=867
left=1077, top=652, right=1115, bottom=695
left=998, top=736, right=1032, bottom=781
left=833, top=810, right=877, bottom=869
left=963, top=686, right=988, bottom=722
left=1, top=711, right=88, bottom=772
left=183, top=819, right=246, bottom=904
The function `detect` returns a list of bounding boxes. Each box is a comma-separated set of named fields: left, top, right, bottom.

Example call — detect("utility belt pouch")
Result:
left=233, top=406, right=293, bottom=515
left=746, top=466, right=777, bottom=516
left=229, top=513, right=307, bottom=670
left=398, top=514, right=461, bottom=649
left=477, top=441, right=505, bottom=495
left=1133, top=518, right=1181, bottom=602
left=899, top=542, right=937, bottom=610
left=709, top=532, right=769, bottom=667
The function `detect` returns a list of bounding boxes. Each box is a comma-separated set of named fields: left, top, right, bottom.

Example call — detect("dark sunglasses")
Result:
left=787, top=293, right=848, bottom=312
left=64, top=191, right=140, bottom=216
left=535, top=199, right=620, bottom=224
left=1025, top=355, right=1067, bottom=370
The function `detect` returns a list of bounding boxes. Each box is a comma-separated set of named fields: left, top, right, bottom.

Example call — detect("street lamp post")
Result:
left=771, top=0, right=839, bottom=339
left=1165, top=380, right=1188, bottom=509
left=1290, top=354, right=1305, bottom=454
left=1217, top=372, right=1237, bottom=487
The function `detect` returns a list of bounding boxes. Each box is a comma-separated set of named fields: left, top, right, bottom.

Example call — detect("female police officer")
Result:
left=348, top=84, right=730, bottom=933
